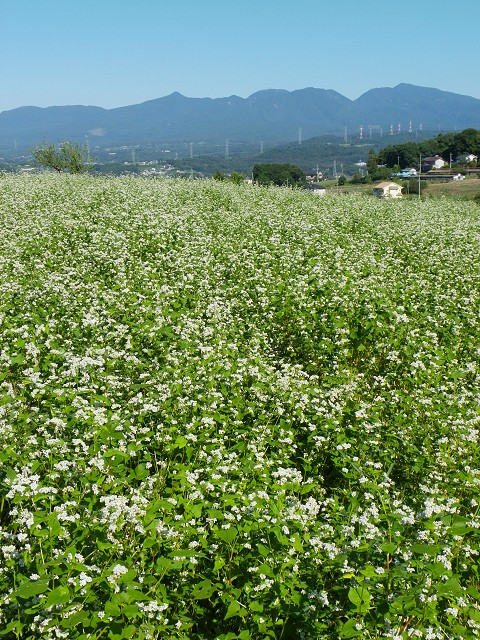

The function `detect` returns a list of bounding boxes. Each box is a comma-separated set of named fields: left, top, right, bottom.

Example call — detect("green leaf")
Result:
left=142, top=537, right=157, bottom=549
left=213, top=557, right=225, bottom=573
left=47, top=512, right=61, bottom=536
left=290, top=534, right=303, bottom=552
left=45, top=585, right=71, bottom=607
left=411, top=543, right=442, bottom=556
left=123, top=604, right=139, bottom=619
left=467, top=587, right=480, bottom=600
left=190, top=502, right=203, bottom=518
left=216, top=527, right=238, bottom=544
left=105, top=601, right=121, bottom=617
left=104, top=448, right=129, bottom=460
left=59, top=610, right=89, bottom=629
left=436, top=578, right=463, bottom=597
left=132, top=463, right=149, bottom=480
left=0, top=620, right=23, bottom=635
left=174, top=436, right=187, bottom=449
left=272, top=527, right=289, bottom=545
left=340, top=618, right=363, bottom=638
left=192, top=579, right=216, bottom=600
left=347, top=586, right=371, bottom=613
left=257, top=563, right=274, bottom=577
left=380, top=542, right=397, bottom=555
left=224, top=599, right=244, bottom=620
left=469, top=606, right=480, bottom=622
left=121, top=624, right=137, bottom=637
left=14, top=580, right=49, bottom=599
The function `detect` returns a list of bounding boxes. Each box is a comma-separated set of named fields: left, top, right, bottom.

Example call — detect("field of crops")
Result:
left=0, top=174, right=480, bottom=639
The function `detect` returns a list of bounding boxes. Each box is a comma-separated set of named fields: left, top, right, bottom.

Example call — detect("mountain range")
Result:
left=1, top=84, right=480, bottom=152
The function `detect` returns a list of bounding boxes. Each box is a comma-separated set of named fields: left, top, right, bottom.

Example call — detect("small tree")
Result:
left=400, top=178, right=425, bottom=196
left=367, top=149, right=378, bottom=176
left=229, top=172, right=244, bottom=185
left=32, top=141, right=92, bottom=173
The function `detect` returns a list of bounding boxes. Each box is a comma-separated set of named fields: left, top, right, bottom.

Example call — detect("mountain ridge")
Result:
left=1, top=84, right=479, bottom=151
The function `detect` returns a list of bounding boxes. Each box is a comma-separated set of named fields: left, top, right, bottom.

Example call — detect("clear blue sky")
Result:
left=1, top=0, right=479, bottom=113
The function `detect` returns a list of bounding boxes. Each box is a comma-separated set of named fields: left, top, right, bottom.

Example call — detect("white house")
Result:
left=422, top=155, right=446, bottom=170
left=456, top=153, right=477, bottom=164
left=372, top=181, right=403, bottom=199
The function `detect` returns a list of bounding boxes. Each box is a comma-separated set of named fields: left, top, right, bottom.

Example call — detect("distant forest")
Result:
left=377, top=128, right=480, bottom=169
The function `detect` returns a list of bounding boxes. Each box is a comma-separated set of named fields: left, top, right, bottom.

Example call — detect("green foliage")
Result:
left=31, top=141, right=92, bottom=173
left=402, top=177, right=423, bottom=195
left=229, top=172, right=244, bottom=185
left=213, top=170, right=226, bottom=181
left=443, top=128, right=480, bottom=159
left=367, top=149, right=378, bottom=175
left=366, top=149, right=393, bottom=181
left=349, top=172, right=371, bottom=184
left=252, top=163, right=305, bottom=186
left=378, top=128, right=480, bottom=169
left=0, top=174, right=479, bottom=638
left=379, top=141, right=422, bottom=170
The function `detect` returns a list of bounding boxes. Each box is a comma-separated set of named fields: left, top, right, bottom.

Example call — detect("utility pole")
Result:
left=418, top=154, right=422, bottom=199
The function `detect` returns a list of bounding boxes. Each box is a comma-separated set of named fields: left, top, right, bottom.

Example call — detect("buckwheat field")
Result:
left=1, top=173, right=479, bottom=639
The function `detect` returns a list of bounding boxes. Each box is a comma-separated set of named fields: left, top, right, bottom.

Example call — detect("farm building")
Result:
left=372, top=181, right=403, bottom=199
left=456, top=153, right=477, bottom=164
left=303, top=184, right=326, bottom=196
left=422, top=155, right=446, bottom=170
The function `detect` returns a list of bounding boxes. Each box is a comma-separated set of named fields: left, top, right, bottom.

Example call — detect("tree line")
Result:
left=374, top=128, right=480, bottom=170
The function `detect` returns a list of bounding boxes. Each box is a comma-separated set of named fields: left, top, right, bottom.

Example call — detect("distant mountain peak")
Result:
left=1, top=84, right=479, bottom=151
